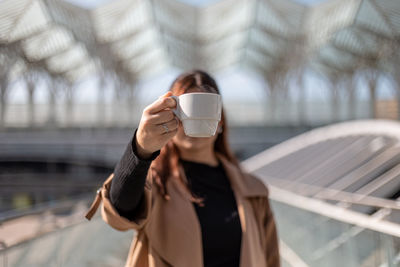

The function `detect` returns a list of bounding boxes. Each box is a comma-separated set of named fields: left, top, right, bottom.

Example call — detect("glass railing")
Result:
left=0, top=213, right=131, bottom=267
left=271, top=200, right=400, bottom=267
left=269, top=184, right=400, bottom=267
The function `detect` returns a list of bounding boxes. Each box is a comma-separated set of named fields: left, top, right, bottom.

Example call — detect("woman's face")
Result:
left=172, top=88, right=222, bottom=154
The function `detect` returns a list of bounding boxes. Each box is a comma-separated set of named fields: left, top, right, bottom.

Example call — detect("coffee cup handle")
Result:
left=170, top=95, right=181, bottom=120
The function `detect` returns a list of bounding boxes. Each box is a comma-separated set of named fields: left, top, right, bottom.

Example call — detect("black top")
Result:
left=109, top=130, right=242, bottom=267
left=180, top=159, right=242, bottom=267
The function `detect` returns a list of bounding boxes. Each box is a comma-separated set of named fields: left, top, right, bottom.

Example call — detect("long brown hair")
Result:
left=149, top=70, right=241, bottom=203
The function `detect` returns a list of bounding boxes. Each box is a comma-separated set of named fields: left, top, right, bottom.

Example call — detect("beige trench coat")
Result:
left=86, top=153, right=280, bottom=267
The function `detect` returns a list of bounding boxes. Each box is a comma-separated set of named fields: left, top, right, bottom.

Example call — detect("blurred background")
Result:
left=0, top=0, right=399, bottom=266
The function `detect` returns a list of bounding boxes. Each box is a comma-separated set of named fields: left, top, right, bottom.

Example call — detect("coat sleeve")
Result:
left=100, top=173, right=153, bottom=231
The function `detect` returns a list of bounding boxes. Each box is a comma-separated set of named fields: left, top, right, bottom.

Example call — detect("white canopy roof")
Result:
left=0, top=0, right=398, bottom=83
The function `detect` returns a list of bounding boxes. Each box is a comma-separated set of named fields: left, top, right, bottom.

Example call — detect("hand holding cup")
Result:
left=135, top=92, right=179, bottom=159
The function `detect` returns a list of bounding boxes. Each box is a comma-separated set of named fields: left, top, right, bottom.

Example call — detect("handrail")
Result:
left=267, top=184, right=400, bottom=238
left=261, top=175, right=400, bottom=210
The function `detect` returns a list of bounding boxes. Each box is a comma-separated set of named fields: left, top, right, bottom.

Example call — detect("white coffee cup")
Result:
left=171, top=93, right=222, bottom=137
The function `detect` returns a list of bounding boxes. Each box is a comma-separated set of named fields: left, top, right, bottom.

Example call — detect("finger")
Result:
left=155, top=118, right=179, bottom=135
left=164, top=117, right=179, bottom=131
left=163, top=127, right=178, bottom=137
left=146, top=95, right=176, bottom=114
left=147, top=110, right=175, bottom=124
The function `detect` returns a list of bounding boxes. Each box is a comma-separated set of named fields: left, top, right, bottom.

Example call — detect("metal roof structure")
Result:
left=0, top=0, right=399, bottom=84
left=0, top=0, right=399, bottom=129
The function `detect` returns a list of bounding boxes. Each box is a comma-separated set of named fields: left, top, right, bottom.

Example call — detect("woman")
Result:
left=86, top=70, right=280, bottom=267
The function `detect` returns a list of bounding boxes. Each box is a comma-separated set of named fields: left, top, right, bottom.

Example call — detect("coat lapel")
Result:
left=145, top=164, right=203, bottom=267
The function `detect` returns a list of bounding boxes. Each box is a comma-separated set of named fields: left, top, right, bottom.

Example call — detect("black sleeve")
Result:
left=109, top=129, right=160, bottom=219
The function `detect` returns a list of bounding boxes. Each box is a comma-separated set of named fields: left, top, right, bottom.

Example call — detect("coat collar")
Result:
left=175, top=152, right=268, bottom=199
